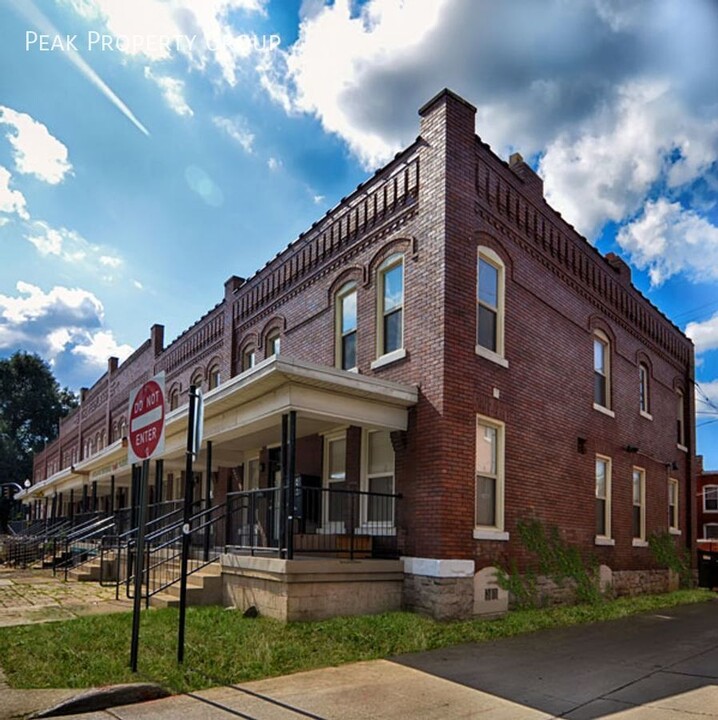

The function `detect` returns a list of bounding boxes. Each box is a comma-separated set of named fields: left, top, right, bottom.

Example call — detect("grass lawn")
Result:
left=0, top=589, right=713, bottom=693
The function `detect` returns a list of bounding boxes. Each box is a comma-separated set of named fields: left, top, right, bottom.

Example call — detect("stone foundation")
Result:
left=221, top=555, right=403, bottom=621
left=611, top=569, right=676, bottom=597
left=401, top=558, right=475, bottom=620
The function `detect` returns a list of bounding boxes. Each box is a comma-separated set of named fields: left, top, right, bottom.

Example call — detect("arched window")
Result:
left=266, top=331, right=281, bottom=357
left=208, top=365, right=221, bottom=390
left=676, top=389, right=686, bottom=448
left=242, top=346, right=256, bottom=372
left=593, top=330, right=612, bottom=412
left=477, top=247, right=506, bottom=364
left=169, top=389, right=179, bottom=410
left=377, top=255, right=403, bottom=358
left=336, top=282, right=357, bottom=370
left=191, top=372, right=203, bottom=390
left=639, top=363, right=650, bottom=417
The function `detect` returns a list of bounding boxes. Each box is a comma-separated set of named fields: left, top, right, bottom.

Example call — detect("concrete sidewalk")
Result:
left=46, top=599, right=718, bottom=720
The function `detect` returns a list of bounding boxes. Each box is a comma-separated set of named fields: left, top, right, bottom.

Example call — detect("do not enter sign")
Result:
left=128, top=372, right=166, bottom=463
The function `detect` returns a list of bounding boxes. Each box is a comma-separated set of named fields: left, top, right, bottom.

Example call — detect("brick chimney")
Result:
left=108, top=356, right=118, bottom=374
left=150, top=324, right=164, bottom=357
left=509, top=152, right=544, bottom=201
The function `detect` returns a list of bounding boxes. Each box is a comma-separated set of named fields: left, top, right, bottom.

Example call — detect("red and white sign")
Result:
left=127, top=372, right=166, bottom=463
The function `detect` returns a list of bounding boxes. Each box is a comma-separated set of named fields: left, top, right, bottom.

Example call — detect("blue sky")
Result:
left=0, top=0, right=717, bottom=467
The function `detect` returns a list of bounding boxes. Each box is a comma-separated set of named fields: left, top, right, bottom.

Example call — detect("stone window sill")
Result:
left=595, top=536, right=615, bottom=546
left=640, top=410, right=653, bottom=421
left=632, top=539, right=649, bottom=548
left=677, top=443, right=688, bottom=453
left=475, top=345, right=509, bottom=368
left=473, top=528, right=509, bottom=541
left=593, top=403, right=615, bottom=418
left=371, top=348, right=407, bottom=370
left=669, top=527, right=682, bottom=536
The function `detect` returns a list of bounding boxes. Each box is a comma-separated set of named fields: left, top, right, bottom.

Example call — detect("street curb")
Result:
left=30, top=683, right=170, bottom=717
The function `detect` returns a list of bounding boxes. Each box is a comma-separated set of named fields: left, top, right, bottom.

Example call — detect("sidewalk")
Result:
left=22, top=599, right=718, bottom=720
left=0, top=567, right=131, bottom=627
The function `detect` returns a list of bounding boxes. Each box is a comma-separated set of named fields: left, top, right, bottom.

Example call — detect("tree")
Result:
left=0, top=352, right=78, bottom=487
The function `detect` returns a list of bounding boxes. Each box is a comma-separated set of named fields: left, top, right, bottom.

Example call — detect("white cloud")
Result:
left=313, top=194, right=324, bottom=204
left=0, top=166, right=29, bottom=219
left=99, top=254, right=122, bottom=268
left=616, top=199, right=718, bottom=286
left=144, top=67, right=194, bottom=117
left=0, top=106, right=72, bottom=184
left=539, top=81, right=718, bottom=237
left=0, top=280, right=132, bottom=369
left=212, top=115, right=254, bottom=153
left=71, top=329, right=133, bottom=368
left=267, top=156, right=281, bottom=171
left=687, top=313, right=718, bottom=355
left=132, top=279, right=143, bottom=290
left=24, top=221, right=125, bottom=274
left=61, top=0, right=268, bottom=86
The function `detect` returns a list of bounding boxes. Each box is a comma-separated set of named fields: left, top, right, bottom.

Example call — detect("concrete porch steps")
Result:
left=148, top=562, right=223, bottom=608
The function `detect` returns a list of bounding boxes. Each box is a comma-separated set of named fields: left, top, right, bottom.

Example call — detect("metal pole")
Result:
left=130, top=465, right=139, bottom=530
left=280, top=415, right=288, bottom=559
left=288, top=411, right=297, bottom=560
left=177, top=385, right=196, bottom=664
left=203, top=441, right=212, bottom=562
left=130, top=459, right=150, bottom=672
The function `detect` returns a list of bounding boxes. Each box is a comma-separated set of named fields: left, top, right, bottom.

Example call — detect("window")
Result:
left=191, top=373, right=203, bottom=390
left=324, top=433, right=347, bottom=526
left=704, top=524, right=718, bottom=539
left=595, top=456, right=612, bottom=540
left=242, top=347, right=256, bottom=372
left=639, top=363, right=650, bottom=416
left=377, top=256, right=403, bottom=357
left=363, top=430, right=394, bottom=524
left=475, top=416, right=504, bottom=532
left=169, top=390, right=179, bottom=410
left=593, top=331, right=611, bottom=410
left=704, top=485, right=718, bottom=512
left=476, top=248, right=506, bottom=362
left=632, top=467, right=646, bottom=542
left=336, top=284, right=357, bottom=371
left=668, top=478, right=679, bottom=531
left=676, top=390, right=686, bottom=448
left=208, top=366, right=220, bottom=390
left=244, top=457, right=260, bottom=491
left=266, top=331, right=281, bottom=357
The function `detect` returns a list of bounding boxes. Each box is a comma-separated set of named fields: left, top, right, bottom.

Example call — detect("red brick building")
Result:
left=696, top=456, right=718, bottom=541
left=25, top=90, right=696, bottom=619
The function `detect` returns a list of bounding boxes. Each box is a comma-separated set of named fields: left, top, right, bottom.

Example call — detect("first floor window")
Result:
left=669, top=478, right=679, bottom=530
left=364, top=430, right=394, bottom=523
left=704, top=485, right=718, bottom=512
left=632, top=467, right=645, bottom=541
left=475, top=416, right=504, bottom=530
left=324, top=433, right=347, bottom=524
left=596, top=456, right=612, bottom=538
left=704, top=524, right=718, bottom=539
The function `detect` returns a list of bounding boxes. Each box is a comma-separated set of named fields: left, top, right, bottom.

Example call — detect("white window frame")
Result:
left=208, top=366, right=220, bottom=390
left=632, top=466, right=646, bottom=546
left=703, top=485, right=718, bottom=513
left=668, top=478, right=680, bottom=533
left=676, top=390, right=687, bottom=451
left=335, top=282, right=358, bottom=372
left=639, top=363, right=652, bottom=420
left=360, top=429, right=396, bottom=533
left=476, top=246, right=508, bottom=368
left=703, top=523, right=718, bottom=539
left=593, top=331, right=613, bottom=416
left=242, top=347, right=256, bottom=372
left=372, top=254, right=405, bottom=368
left=322, top=430, right=347, bottom=533
left=595, top=455, right=614, bottom=545
left=474, top=414, right=507, bottom=540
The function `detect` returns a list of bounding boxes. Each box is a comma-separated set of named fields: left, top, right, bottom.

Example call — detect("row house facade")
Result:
left=26, top=89, right=696, bottom=619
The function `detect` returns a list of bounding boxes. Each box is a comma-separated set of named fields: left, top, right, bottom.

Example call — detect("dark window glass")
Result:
left=476, top=476, right=496, bottom=527
left=384, top=309, right=402, bottom=354
left=596, top=498, right=606, bottom=536
left=594, top=372, right=606, bottom=407
left=368, top=476, right=393, bottom=522
left=342, top=332, right=356, bottom=370
left=478, top=305, right=497, bottom=352
left=632, top=506, right=641, bottom=539
left=478, top=258, right=498, bottom=308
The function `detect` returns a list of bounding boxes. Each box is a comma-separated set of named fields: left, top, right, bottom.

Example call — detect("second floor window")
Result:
left=336, top=284, right=357, bottom=370
left=378, top=256, right=403, bottom=356
left=704, top=485, right=718, bottom=512
left=676, top=390, right=686, bottom=447
left=593, top=331, right=611, bottom=410
left=267, top=332, right=281, bottom=357
left=208, top=366, right=220, bottom=390
left=242, top=347, right=256, bottom=372
left=639, top=363, right=650, bottom=415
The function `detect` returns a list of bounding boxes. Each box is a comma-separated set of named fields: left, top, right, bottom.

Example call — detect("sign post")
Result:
left=127, top=372, right=165, bottom=673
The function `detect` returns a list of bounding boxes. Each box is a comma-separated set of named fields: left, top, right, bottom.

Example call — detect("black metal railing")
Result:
left=224, top=484, right=400, bottom=560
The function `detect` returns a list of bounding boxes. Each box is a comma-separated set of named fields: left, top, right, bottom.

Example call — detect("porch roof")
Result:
left=22, top=357, right=418, bottom=500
